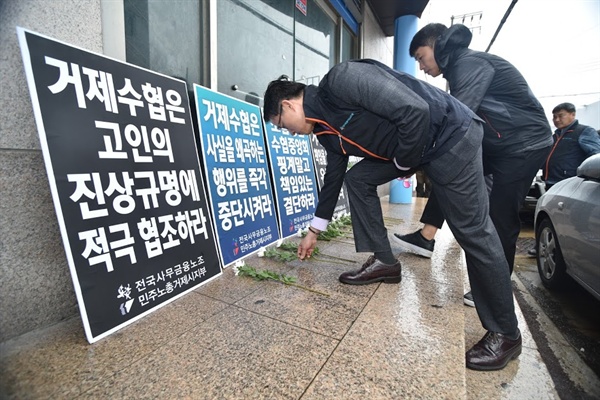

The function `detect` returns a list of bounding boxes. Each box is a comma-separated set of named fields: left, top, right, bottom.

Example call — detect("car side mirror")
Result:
left=577, top=153, right=600, bottom=179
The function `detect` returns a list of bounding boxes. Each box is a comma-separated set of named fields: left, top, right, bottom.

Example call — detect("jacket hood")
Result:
left=435, top=24, right=472, bottom=72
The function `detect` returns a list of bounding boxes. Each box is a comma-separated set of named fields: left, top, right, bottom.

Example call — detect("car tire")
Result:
left=536, top=217, right=567, bottom=290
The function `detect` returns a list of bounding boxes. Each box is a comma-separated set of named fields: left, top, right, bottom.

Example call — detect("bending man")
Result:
left=394, top=24, right=553, bottom=307
left=263, top=59, right=521, bottom=371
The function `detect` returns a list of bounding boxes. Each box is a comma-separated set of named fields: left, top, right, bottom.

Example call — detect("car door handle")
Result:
left=558, top=201, right=564, bottom=210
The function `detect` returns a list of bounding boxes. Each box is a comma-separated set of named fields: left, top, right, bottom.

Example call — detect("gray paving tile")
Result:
left=0, top=292, right=228, bottom=399
left=198, top=247, right=378, bottom=340
left=79, top=306, right=339, bottom=399
left=303, top=283, right=466, bottom=399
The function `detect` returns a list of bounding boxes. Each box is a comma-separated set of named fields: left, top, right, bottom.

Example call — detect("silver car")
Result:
left=534, top=153, right=600, bottom=300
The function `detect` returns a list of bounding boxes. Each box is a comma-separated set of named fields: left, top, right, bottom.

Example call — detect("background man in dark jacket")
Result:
left=544, top=102, right=600, bottom=187
left=263, top=59, right=521, bottom=371
left=394, top=23, right=553, bottom=307
left=527, top=102, right=600, bottom=257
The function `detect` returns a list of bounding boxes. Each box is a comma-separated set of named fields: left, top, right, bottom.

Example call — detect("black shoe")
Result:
left=527, top=247, right=537, bottom=258
left=339, top=257, right=401, bottom=285
left=463, top=291, right=475, bottom=307
left=339, top=255, right=377, bottom=281
left=466, top=329, right=522, bottom=371
left=393, top=230, right=435, bottom=258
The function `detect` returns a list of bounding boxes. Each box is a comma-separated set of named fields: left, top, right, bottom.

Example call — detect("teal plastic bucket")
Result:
left=389, top=177, right=413, bottom=204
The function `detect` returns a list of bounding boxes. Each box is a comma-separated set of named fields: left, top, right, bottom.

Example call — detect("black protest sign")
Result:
left=17, top=28, right=221, bottom=343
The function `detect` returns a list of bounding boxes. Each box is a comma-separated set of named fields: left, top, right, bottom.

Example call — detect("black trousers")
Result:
left=421, top=145, right=552, bottom=273
left=345, top=121, right=518, bottom=335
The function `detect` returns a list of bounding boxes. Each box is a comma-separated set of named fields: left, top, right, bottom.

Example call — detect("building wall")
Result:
left=576, top=101, right=600, bottom=130
left=0, top=0, right=104, bottom=342
left=361, top=2, right=394, bottom=67
left=0, top=0, right=398, bottom=343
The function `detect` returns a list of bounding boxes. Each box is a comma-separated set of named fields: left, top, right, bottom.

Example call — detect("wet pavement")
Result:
left=513, top=221, right=600, bottom=399
left=0, top=197, right=562, bottom=399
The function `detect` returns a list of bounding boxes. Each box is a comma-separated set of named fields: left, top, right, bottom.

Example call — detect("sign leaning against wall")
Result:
left=309, top=134, right=351, bottom=219
left=263, top=123, right=318, bottom=239
left=194, top=84, right=280, bottom=267
left=17, top=28, right=222, bottom=343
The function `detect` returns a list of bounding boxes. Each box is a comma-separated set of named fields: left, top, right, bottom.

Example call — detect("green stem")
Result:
left=327, top=237, right=355, bottom=244
left=310, top=258, right=348, bottom=265
left=312, top=255, right=355, bottom=264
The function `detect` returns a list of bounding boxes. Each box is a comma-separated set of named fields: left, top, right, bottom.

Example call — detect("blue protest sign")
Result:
left=264, top=123, right=318, bottom=239
left=194, top=85, right=279, bottom=266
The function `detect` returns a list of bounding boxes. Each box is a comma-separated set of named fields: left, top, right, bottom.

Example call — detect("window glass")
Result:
left=124, top=0, right=202, bottom=86
left=294, top=0, right=336, bottom=85
left=217, top=0, right=294, bottom=105
left=341, top=24, right=357, bottom=62
left=125, top=0, right=345, bottom=102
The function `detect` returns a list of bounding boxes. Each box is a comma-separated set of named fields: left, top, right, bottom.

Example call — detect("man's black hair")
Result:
left=263, top=75, right=306, bottom=122
left=409, top=23, right=448, bottom=57
left=552, top=102, right=576, bottom=114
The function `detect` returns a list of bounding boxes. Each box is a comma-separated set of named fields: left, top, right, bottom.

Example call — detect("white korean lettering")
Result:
left=117, top=78, right=144, bottom=116
left=137, top=217, right=162, bottom=258
left=157, top=170, right=181, bottom=207
left=141, top=83, right=166, bottom=121
left=150, top=127, right=174, bottom=162
left=81, top=67, right=118, bottom=113
left=67, top=172, right=109, bottom=219
left=45, top=56, right=86, bottom=108
left=109, top=222, right=137, bottom=264
left=105, top=171, right=136, bottom=215
left=158, top=214, right=180, bottom=249
left=124, top=124, right=153, bottom=162
left=202, top=99, right=217, bottom=129
left=78, top=227, right=112, bottom=271
left=165, top=89, right=185, bottom=124
left=96, top=120, right=127, bottom=159
left=134, top=171, right=160, bottom=209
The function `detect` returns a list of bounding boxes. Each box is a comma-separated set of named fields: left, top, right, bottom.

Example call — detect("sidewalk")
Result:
left=0, top=197, right=558, bottom=399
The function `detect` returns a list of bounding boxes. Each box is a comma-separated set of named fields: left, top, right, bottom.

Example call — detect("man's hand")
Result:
left=297, top=230, right=318, bottom=260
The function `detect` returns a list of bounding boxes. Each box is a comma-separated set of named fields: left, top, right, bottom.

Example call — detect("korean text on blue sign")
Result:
left=194, top=85, right=279, bottom=266
left=17, top=28, right=222, bottom=343
left=264, top=123, right=317, bottom=238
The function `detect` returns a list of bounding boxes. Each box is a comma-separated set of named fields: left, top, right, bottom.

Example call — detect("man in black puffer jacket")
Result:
left=263, top=58, right=521, bottom=371
left=394, top=23, right=553, bottom=309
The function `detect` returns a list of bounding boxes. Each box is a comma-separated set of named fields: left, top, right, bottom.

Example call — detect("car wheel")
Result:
left=536, top=217, right=567, bottom=289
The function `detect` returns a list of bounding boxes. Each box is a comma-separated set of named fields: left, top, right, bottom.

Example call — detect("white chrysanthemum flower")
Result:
left=233, top=261, right=244, bottom=276
left=257, top=248, right=265, bottom=257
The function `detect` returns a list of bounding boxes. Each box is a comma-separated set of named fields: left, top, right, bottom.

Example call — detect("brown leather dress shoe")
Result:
left=466, top=329, right=522, bottom=371
left=339, top=255, right=377, bottom=281
left=339, top=257, right=401, bottom=285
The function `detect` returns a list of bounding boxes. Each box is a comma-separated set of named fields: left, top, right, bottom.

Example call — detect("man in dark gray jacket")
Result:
left=263, top=59, right=521, bottom=371
left=394, top=23, right=553, bottom=307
